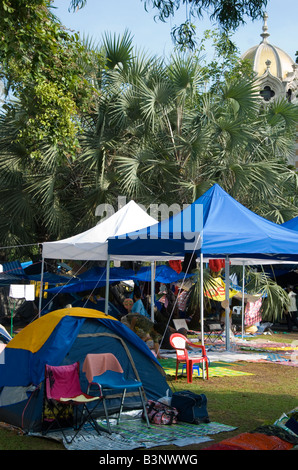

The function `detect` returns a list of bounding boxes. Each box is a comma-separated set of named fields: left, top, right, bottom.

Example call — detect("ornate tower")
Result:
left=241, top=13, right=298, bottom=169
left=241, top=12, right=298, bottom=104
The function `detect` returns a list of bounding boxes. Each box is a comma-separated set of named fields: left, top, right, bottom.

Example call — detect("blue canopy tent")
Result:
left=44, top=265, right=188, bottom=295
left=108, top=184, right=298, bottom=262
left=108, top=184, right=298, bottom=349
left=282, top=216, right=298, bottom=231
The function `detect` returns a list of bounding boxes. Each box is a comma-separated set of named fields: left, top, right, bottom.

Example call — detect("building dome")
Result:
left=241, top=13, right=298, bottom=103
left=243, top=43, right=295, bottom=82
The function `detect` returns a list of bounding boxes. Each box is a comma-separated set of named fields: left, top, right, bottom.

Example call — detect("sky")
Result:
left=52, top=0, right=297, bottom=62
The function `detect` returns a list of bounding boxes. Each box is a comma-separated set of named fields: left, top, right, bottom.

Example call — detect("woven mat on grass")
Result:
left=158, top=358, right=254, bottom=378
left=39, top=417, right=236, bottom=450
left=237, top=340, right=298, bottom=352
left=233, top=340, right=298, bottom=365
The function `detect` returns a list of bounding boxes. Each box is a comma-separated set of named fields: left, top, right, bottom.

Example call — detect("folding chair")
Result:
left=82, top=353, right=150, bottom=433
left=170, top=333, right=209, bottom=383
left=173, top=318, right=200, bottom=336
left=43, top=362, right=106, bottom=443
left=173, top=319, right=189, bottom=331
left=205, top=322, right=224, bottom=343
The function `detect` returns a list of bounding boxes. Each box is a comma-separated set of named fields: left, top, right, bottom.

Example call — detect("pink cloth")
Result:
left=244, top=298, right=262, bottom=326
left=82, top=353, right=123, bottom=383
left=177, top=290, right=189, bottom=312
left=46, top=362, right=82, bottom=400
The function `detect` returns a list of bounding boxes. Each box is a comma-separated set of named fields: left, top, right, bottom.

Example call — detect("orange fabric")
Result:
left=82, top=353, right=123, bottom=383
left=218, top=433, right=293, bottom=450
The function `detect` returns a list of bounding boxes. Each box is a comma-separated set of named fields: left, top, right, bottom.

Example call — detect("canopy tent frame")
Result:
left=39, top=185, right=298, bottom=352
left=107, top=184, right=298, bottom=351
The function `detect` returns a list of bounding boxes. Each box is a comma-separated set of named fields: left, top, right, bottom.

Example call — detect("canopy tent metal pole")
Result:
left=105, top=255, right=110, bottom=315
left=38, top=256, right=45, bottom=317
left=241, top=261, right=245, bottom=339
left=225, top=255, right=231, bottom=351
left=200, top=253, right=204, bottom=346
left=150, top=261, right=155, bottom=322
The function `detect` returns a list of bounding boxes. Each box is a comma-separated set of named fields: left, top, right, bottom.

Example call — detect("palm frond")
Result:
left=266, top=99, right=298, bottom=128
left=221, top=78, right=260, bottom=116
left=102, top=30, right=134, bottom=70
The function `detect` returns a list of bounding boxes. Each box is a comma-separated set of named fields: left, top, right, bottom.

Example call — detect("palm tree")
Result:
left=102, top=46, right=298, bottom=219
left=105, top=51, right=208, bottom=207
left=0, top=102, right=79, bottom=258
left=1, top=31, right=297, bottom=264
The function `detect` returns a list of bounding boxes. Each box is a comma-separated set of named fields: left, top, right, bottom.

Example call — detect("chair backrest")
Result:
left=208, top=323, right=222, bottom=332
left=170, top=333, right=189, bottom=361
left=173, top=319, right=188, bottom=331
left=82, top=353, right=123, bottom=383
left=45, top=362, right=82, bottom=401
left=233, top=306, right=242, bottom=315
left=170, top=333, right=207, bottom=359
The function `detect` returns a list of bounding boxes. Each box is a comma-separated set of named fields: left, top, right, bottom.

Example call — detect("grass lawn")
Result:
left=0, top=332, right=297, bottom=451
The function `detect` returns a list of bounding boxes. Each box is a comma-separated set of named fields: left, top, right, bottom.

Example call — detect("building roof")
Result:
left=241, top=12, right=296, bottom=82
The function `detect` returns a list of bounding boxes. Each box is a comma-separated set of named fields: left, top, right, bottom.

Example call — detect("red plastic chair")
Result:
left=170, top=333, right=209, bottom=383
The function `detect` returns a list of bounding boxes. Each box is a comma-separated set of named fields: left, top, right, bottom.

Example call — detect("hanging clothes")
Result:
left=244, top=298, right=262, bottom=326
left=169, top=260, right=182, bottom=274
left=177, top=290, right=190, bottom=313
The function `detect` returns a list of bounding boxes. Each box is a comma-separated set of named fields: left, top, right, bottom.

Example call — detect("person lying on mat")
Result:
left=121, top=311, right=163, bottom=359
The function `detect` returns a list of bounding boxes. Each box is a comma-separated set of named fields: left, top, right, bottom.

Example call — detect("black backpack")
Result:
left=171, top=390, right=210, bottom=424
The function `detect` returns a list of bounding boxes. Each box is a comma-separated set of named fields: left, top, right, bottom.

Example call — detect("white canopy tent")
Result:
left=41, top=201, right=160, bottom=317
left=43, top=200, right=157, bottom=261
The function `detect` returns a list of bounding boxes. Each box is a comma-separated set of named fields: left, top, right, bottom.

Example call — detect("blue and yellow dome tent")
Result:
left=0, top=307, right=170, bottom=433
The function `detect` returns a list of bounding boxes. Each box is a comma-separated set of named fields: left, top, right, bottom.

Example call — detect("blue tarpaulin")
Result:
left=45, top=265, right=187, bottom=294
left=134, top=265, right=192, bottom=283
left=1, top=261, right=25, bottom=276
left=45, top=266, right=134, bottom=294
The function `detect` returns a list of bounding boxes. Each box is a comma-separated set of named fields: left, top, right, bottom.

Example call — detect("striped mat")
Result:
left=33, top=417, right=237, bottom=450
left=159, top=358, right=253, bottom=378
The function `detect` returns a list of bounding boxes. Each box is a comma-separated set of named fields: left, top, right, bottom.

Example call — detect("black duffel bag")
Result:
left=171, top=390, right=210, bottom=424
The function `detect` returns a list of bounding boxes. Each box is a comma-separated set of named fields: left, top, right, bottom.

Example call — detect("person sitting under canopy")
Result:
left=121, top=298, right=163, bottom=359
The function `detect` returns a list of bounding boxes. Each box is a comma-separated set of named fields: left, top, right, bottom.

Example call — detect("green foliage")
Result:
left=16, top=80, right=80, bottom=158
left=143, top=0, right=268, bottom=48
left=195, top=29, right=256, bottom=92
left=0, top=27, right=297, bottom=320
left=0, top=0, right=101, bottom=156
left=1, top=28, right=298, bottom=264
left=171, top=20, right=197, bottom=50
